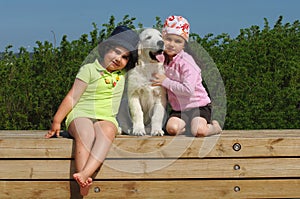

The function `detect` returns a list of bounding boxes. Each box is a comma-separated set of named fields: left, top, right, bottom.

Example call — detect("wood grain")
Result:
left=0, top=129, right=299, bottom=198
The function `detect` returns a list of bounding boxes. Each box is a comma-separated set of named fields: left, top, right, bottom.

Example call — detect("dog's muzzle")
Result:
left=157, top=40, right=164, bottom=49
left=149, top=40, right=164, bottom=61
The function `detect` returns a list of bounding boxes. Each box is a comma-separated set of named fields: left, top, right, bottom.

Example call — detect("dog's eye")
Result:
left=145, top=36, right=152, bottom=40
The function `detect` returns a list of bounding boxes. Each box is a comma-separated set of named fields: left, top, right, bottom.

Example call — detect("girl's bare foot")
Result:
left=211, top=120, right=222, bottom=135
left=80, top=177, right=93, bottom=196
left=73, top=173, right=88, bottom=187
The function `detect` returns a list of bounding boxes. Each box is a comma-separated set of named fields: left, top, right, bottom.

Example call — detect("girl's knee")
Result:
left=192, top=128, right=208, bottom=137
left=94, top=121, right=117, bottom=140
left=166, top=126, right=179, bottom=136
left=166, top=120, right=185, bottom=136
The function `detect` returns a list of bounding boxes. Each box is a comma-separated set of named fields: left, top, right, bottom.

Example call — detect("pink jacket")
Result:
left=162, top=50, right=211, bottom=111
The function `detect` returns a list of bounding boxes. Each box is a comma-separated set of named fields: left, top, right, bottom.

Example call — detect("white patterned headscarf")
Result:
left=162, top=15, right=190, bottom=42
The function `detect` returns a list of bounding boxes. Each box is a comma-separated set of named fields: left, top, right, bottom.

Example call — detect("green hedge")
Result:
left=0, top=15, right=299, bottom=130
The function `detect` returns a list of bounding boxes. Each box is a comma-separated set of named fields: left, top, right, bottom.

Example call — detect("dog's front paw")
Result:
left=151, top=129, right=164, bottom=136
left=131, top=127, right=147, bottom=136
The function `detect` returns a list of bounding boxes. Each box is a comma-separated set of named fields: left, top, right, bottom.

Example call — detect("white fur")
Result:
left=127, top=28, right=167, bottom=136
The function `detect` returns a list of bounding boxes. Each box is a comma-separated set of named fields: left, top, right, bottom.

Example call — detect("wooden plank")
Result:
left=109, top=136, right=300, bottom=158
left=217, top=129, right=300, bottom=138
left=86, top=179, right=300, bottom=199
left=0, top=181, right=77, bottom=199
left=1, top=158, right=299, bottom=180
left=0, top=139, right=74, bottom=158
left=1, top=129, right=300, bottom=138
left=0, top=130, right=46, bottom=138
left=1, top=133, right=300, bottom=158
left=0, top=129, right=299, bottom=199
left=0, top=160, right=75, bottom=179
left=0, top=179, right=299, bottom=199
left=99, top=158, right=300, bottom=179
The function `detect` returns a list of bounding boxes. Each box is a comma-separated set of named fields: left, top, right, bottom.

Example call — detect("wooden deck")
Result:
left=0, top=129, right=300, bottom=198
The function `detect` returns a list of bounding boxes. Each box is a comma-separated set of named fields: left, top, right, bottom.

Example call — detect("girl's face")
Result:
left=103, top=46, right=130, bottom=72
left=163, top=34, right=186, bottom=57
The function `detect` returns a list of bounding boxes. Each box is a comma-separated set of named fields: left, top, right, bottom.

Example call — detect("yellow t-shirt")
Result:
left=65, top=59, right=126, bottom=128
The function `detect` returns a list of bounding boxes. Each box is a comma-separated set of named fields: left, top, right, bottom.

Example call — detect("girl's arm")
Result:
left=163, top=68, right=197, bottom=96
left=153, top=64, right=199, bottom=96
left=45, top=78, right=88, bottom=138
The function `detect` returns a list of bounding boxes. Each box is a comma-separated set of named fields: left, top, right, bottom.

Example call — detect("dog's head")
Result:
left=138, top=28, right=164, bottom=63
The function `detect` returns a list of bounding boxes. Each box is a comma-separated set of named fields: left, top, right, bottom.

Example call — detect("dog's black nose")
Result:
left=157, top=40, right=164, bottom=49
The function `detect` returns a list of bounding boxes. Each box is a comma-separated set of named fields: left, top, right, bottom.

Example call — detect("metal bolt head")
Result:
left=94, top=187, right=101, bottom=193
left=233, top=143, right=241, bottom=151
left=234, top=186, right=240, bottom=192
left=233, top=164, right=240, bottom=170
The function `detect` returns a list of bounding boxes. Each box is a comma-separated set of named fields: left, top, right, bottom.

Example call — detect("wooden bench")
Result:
left=0, top=129, right=299, bottom=198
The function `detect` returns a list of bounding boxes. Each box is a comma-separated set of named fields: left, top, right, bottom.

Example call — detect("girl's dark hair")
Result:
left=98, top=42, right=138, bottom=72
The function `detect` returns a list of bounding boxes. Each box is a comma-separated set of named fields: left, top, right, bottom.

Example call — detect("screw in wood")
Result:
left=234, top=186, right=241, bottom=192
left=94, top=187, right=101, bottom=193
left=233, top=143, right=241, bottom=151
left=233, top=164, right=240, bottom=170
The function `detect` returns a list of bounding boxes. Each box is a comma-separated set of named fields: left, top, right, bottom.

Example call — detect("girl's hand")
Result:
left=45, top=121, right=61, bottom=138
left=151, top=73, right=166, bottom=86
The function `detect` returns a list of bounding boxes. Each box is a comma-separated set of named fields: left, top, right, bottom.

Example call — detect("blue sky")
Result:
left=1, top=0, right=299, bottom=52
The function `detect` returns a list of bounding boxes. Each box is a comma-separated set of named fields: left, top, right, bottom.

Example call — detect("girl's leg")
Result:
left=79, top=120, right=116, bottom=196
left=69, top=119, right=116, bottom=196
left=191, top=117, right=222, bottom=137
left=166, top=117, right=186, bottom=136
left=77, top=120, right=116, bottom=179
left=68, top=118, right=96, bottom=174
left=68, top=118, right=95, bottom=195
